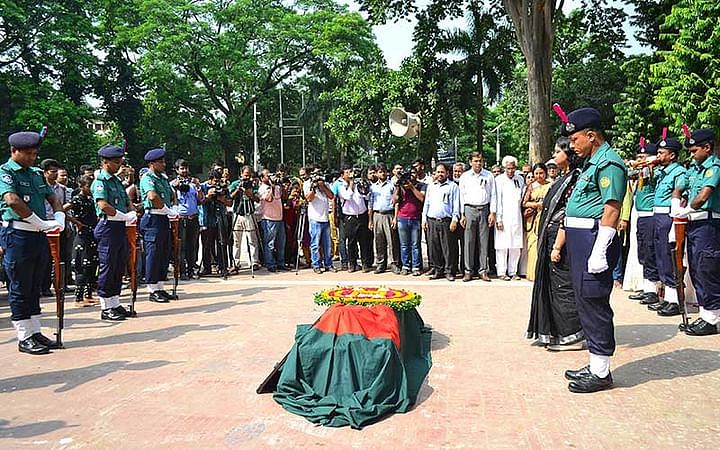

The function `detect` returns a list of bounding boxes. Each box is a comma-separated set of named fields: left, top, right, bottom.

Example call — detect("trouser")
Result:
left=372, top=212, right=399, bottom=268
left=463, top=204, right=490, bottom=275
left=94, top=219, right=129, bottom=298
left=566, top=222, right=620, bottom=356
left=140, top=214, right=170, bottom=285
left=687, top=218, right=720, bottom=315
left=73, top=228, right=98, bottom=287
left=337, top=214, right=348, bottom=266
left=653, top=214, right=675, bottom=288
left=450, top=224, right=464, bottom=275
left=261, top=219, right=286, bottom=270
left=233, top=216, right=260, bottom=267
left=496, top=248, right=521, bottom=277
left=428, top=217, right=452, bottom=275
left=344, top=214, right=372, bottom=268
left=309, top=220, right=333, bottom=269
left=398, top=218, right=421, bottom=270
left=179, top=216, right=199, bottom=276
left=1, top=227, right=49, bottom=321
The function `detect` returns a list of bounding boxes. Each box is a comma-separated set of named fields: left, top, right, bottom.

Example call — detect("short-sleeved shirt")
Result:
left=397, top=182, right=427, bottom=219
left=175, top=180, right=199, bottom=216
left=685, top=154, right=720, bottom=212
left=653, top=162, right=686, bottom=208
left=0, top=158, right=53, bottom=220
left=91, top=169, right=130, bottom=215
left=139, top=170, right=173, bottom=211
left=303, top=179, right=330, bottom=222
left=258, top=183, right=283, bottom=221
left=566, top=142, right=627, bottom=219
left=634, top=175, right=656, bottom=212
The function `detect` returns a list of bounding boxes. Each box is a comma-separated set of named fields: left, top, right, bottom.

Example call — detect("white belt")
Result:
left=637, top=211, right=654, bottom=217
left=150, top=210, right=169, bottom=216
left=564, top=217, right=596, bottom=229
left=688, top=211, right=720, bottom=221
left=653, top=206, right=670, bottom=214
left=2, top=220, right=41, bottom=232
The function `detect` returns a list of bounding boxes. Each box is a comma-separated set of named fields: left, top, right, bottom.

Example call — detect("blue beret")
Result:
left=686, top=128, right=714, bottom=147
left=97, top=144, right=124, bottom=159
left=8, top=131, right=41, bottom=150
left=658, top=137, right=682, bottom=153
left=561, top=108, right=602, bottom=137
left=637, top=142, right=657, bottom=156
left=144, top=148, right=165, bottom=162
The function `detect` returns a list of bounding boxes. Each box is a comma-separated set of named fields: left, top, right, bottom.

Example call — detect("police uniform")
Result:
left=677, top=128, right=720, bottom=335
left=92, top=145, right=135, bottom=321
left=0, top=131, right=65, bottom=354
left=558, top=107, right=627, bottom=393
left=631, top=142, right=661, bottom=305
left=139, top=148, right=176, bottom=301
left=652, top=138, right=686, bottom=317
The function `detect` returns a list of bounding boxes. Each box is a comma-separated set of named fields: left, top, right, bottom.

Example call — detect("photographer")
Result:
left=199, top=169, right=232, bottom=275
left=339, top=165, right=373, bottom=273
left=258, top=169, right=287, bottom=272
left=369, top=163, right=400, bottom=274
left=303, top=166, right=336, bottom=273
left=171, top=159, right=203, bottom=279
left=229, top=165, right=260, bottom=271
left=393, top=167, right=426, bottom=276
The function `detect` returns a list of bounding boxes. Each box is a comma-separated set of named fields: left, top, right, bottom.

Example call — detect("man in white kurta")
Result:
left=495, top=156, right=525, bottom=279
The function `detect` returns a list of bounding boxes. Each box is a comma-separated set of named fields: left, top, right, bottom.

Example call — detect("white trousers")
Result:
left=496, top=248, right=521, bottom=277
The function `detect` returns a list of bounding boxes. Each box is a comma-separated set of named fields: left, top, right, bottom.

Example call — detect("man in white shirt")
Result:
left=494, top=156, right=525, bottom=280
left=339, top=166, right=373, bottom=272
left=303, top=166, right=337, bottom=273
left=258, top=169, right=287, bottom=272
left=459, top=152, right=497, bottom=282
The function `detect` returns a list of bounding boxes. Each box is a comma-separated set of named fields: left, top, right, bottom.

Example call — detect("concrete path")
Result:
left=1, top=271, right=718, bottom=449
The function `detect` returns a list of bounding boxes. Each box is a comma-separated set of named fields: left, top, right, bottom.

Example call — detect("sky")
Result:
left=341, top=0, right=648, bottom=69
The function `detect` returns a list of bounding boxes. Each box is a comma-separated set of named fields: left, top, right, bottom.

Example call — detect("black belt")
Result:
left=465, top=204, right=489, bottom=209
left=429, top=217, right=451, bottom=222
left=374, top=210, right=393, bottom=215
left=344, top=212, right=367, bottom=219
left=180, top=214, right=198, bottom=220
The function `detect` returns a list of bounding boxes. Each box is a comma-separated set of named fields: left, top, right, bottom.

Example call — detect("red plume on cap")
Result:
left=552, top=103, right=568, bottom=123
left=639, top=136, right=645, bottom=149
left=682, top=123, right=691, bottom=140
left=662, top=127, right=668, bottom=140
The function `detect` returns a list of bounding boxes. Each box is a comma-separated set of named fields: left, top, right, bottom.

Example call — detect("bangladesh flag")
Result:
left=272, top=304, right=432, bottom=429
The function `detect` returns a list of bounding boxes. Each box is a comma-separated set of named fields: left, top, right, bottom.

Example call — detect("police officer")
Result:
left=672, top=128, right=720, bottom=336
left=650, top=137, right=686, bottom=317
left=0, top=131, right=66, bottom=354
left=558, top=107, right=627, bottom=393
left=92, top=145, right=137, bottom=321
left=139, top=148, right=177, bottom=302
left=627, top=141, right=661, bottom=306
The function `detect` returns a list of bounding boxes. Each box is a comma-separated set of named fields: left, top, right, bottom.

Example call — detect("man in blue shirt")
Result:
left=422, top=163, right=461, bottom=281
left=369, top=163, right=400, bottom=274
left=171, top=159, right=203, bottom=279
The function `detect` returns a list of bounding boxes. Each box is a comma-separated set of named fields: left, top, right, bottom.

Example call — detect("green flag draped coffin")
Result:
left=273, top=304, right=432, bottom=429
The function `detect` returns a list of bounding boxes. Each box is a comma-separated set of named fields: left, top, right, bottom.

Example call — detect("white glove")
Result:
left=53, top=211, right=66, bottom=232
left=24, top=213, right=60, bottom=232
left=107, top=210, right=130, bottom=222
left=587, top=225, right=616, bottom=273
left=168, top=205, right=179, bottom=220
left=675, top=206, right=695, bottom=219
left=157, top=205, right=174, bottom=216
left=669, top=198, right=682, bottom=218
left=124, top=210, right=138, bottom=226
left=668, top=223, right=676, bottom=243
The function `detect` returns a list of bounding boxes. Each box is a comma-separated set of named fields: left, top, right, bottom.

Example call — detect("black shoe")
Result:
left=113, top=305, right=135, bottom=318
left=149, top=292, right=170, bottom=303
left=157, top=290, right=177, bottom=300
left=180, top=274, right=189, bottom=281
left=101, top=308, right=126, bottom=321
left=75, top=285, right=86, bottom=302
left=41, top=290, right=53, bottom=297
left=564, top=365, right=591, bottom=381
left=374, top=266, right=386, bottom=274
left=326, top=266, right=339, bottom=273
left=648, top=301, right=668, bottom=312
left=267, top=267, right=277, bottom=272
left=18, top=336, right=50, bottom=355
left=391, top=265, right=401, bottom=275
left=429, top=273, right=444, bottom=280
left=277, top=265, right=290, bottom=272
left=685, top=318, right=719, bottom=336
left=362, top=265, right=373, bottom=273
left=657, top=302, right=681, bottom=317
left=568, top=372, right=613, bottom=393
left=426, top=268, right=436, bottom=277
left=446, top=274, right=455, bottom=282
left=679, top=317, right=701, bottom=332
left=32, top=332, right=61, bottom=350
left=639, top=293, right=660, bottom=305
left=313, top=268, right=323, bottom=274
left=628, top=291, right=646, bottom=300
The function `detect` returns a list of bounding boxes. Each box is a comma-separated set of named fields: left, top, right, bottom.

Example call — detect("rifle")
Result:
left=671, top=217, right=689, bottom=329
left=126, top=223, right=139, bottom=316
left=170, top=216, right=180, bottom=299
left=46, top=229, right=65, bottom=348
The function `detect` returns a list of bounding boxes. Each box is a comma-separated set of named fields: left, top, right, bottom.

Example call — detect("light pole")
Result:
left=253, top=103, right=259, bottom=172
left=278, top=88, right=284, bottom=164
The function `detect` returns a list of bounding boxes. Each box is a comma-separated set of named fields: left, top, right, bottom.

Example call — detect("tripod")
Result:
left=295, top=203, right=308, bottom=275
left=215, top=200, right=230, bottom=280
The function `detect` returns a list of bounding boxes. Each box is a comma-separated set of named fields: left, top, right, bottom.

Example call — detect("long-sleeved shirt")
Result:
left=368, top=179, right=395, bottom=212
left=458, top=168, right=497, bottom=213
left=422, top=180, right=460, bottom=222
left=339, top=181, right=368, bottom=215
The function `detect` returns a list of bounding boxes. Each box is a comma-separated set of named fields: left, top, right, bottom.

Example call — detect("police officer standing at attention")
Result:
left=92, top=144, right=137, bottom=321
left=554, top=106, right=627, bottom=393
left=0, top=131, right=66, bottom=354
left=139, top=148, right=177, bottom=302
left=672, top=128, right=720, bottom=336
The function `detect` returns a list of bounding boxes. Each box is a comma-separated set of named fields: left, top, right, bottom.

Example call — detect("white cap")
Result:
left=545, top=159, right=558, bottom=167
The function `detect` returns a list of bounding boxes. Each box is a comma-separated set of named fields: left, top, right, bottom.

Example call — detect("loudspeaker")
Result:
left=389, top=108, right=421, bottom=138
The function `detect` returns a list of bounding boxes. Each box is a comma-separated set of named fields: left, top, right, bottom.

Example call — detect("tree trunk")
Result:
left=526, top=54, right=552, bottom=164
left=476, top=77, right=484, bottom=155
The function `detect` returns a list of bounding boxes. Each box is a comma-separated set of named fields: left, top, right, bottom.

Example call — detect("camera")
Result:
left=239, top=179, right=254, bottom=190
left=271, top=172, right=290, bottom=185
left=398, top=168, right=412, bottom=186
left=176, top=177, right=192, bottom=193
left=215, top=179, right=231, bottom=197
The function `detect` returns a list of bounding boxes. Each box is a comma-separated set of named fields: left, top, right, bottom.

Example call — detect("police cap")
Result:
left=637, top=142, right=658, bottom=156
left=561, top=108, right=602, bottom=137
left=685, top=128, right=714, bottom=147
left=8, top=131, right=41, bottom=150
left=98, top=144, right=124, bottom=159
left=144, top=148, right=166, bottom=162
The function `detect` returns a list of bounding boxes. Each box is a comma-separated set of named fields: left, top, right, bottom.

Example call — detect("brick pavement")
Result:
left=1, top=271, right=718, bottom=449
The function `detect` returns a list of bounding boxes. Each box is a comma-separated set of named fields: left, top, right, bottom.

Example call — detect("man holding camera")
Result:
left=393, top=167, right=426, bottom=275
left=229, top=166, right=260, bottom=271
left=303, top=166, right=336, bottom=273
left=258, top=169, right=287, bottom=272
left=171, top=159, right=203, bottom=279
left=369, top=163, right=400, bottom=274
left=340, top=166, right=373, bottom=273
left=199, top=169, right=232, bottom=275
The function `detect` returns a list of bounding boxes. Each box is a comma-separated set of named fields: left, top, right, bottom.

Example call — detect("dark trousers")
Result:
left=179, top=216, right=200, bottom=276
left=201, top=226, right=218, bottom=272
left=449, top=224, right=464, bottom=275
left=653, top=214, right=675, bottom=287
left=566, top=223, right=620, bottom=357
left=687, top=218, right=720, bottom=310
left=140, top=214, right=170, bottom=284
left=428, top=217, right=452, bottom=275
left=636, top=215, right=658, bottom=282
left=1, top=227, right=49, bottom=320
left=344, top=213, right=372, bottom=268
left=94, top=220, right=129, bottom=298
left=73, top=229, right=98, bottom=287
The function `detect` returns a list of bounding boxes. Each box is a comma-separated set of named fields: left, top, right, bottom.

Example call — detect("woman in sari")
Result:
left=527, top=137, right=585, bottom=350
left=522, top=163, right=552, bottom=281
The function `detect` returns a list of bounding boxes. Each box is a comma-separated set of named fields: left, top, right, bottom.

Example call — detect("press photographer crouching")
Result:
left=199, top=169, right=232, bottom=276
left=172, top=159, right=203, bottom=279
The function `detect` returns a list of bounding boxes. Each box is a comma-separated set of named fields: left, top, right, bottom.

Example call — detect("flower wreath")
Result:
left=314, top=286, right=422, bottom=311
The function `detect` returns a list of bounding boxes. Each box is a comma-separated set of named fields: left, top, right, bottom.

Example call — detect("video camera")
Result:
left=176, top=176, right=192, bottom=193
left=398, top=167, right=412, bottom=186
left=351, top=166, right=370, bottom=195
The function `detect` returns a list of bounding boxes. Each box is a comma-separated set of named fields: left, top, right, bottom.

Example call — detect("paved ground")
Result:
left=1, top=270, right=719, bottom=449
